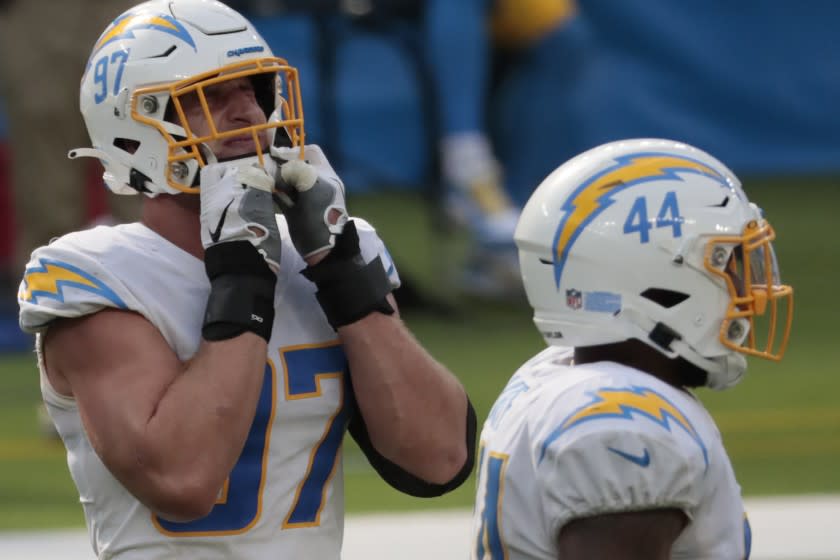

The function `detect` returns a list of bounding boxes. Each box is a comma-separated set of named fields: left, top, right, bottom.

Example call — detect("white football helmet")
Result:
left=72, top=0, right=305, bottom=196
left=515, top=139, right=793, bottom=389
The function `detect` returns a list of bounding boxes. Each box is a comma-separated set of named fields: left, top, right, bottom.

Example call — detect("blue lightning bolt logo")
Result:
left=539, top=385, right=708, bottom=467
left=19, top=259, right=127, bottom=308
left=552, top=152, right=731, bottom=287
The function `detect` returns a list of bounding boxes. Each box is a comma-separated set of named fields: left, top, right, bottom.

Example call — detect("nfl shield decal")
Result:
left=566, top=289, right=582, bottom=309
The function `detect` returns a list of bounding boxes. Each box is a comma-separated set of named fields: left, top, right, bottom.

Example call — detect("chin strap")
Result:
left=619, top=305, right=747, bottom=390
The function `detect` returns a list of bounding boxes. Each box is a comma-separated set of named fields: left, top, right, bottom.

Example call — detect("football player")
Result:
left=17, top=1, right=476, bottom=558
left=472, top=138, right=793, bottom=559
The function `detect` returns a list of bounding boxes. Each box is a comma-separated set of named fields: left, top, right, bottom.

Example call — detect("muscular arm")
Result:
left=285, top=165, right=473, bottom=487
left=557, top=509, right=688, bottom=560
left=43, top=308, right=266, bottom=522
left=337, top=296, right=472, bottom=485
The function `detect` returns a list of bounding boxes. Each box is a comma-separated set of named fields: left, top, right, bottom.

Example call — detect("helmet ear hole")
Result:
left=113, top=138, right=141, bottom=155
left=640, top=288, right=689, bottom=308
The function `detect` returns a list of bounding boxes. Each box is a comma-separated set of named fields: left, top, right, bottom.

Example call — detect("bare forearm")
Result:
left=126, top=334, right=266, bottom=513
left=46, top=310, right=270, bottom=520
left=340, top=312, right=468, bottom=483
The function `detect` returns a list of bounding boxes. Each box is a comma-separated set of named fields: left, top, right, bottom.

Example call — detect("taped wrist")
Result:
left=203, top=241, right=276, bottom=342
left=302, top=221, right=394, bottom=329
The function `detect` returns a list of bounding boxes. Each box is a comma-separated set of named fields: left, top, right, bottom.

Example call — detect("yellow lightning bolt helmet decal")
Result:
left=91, top=10, right=196, bottom=58
left=19, top=259, right=127, bottom=308
left=539, top=385, right=708, bottom=466
left=552, top=152, right=730, bottom=287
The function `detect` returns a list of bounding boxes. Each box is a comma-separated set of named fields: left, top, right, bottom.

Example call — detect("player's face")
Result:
left=178, top=77, right=269, bottom=160
left=726, top=248, right=747, bottom=305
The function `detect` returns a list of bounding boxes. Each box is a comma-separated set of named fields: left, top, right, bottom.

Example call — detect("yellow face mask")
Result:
left=131, top=57, right=304, bottom=194
left=705, top=219, right=794, bottom=362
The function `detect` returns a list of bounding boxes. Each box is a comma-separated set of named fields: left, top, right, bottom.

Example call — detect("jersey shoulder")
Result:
left=18, top=224, right=200, bottom=332
left=484, top=346, right=574, bottom=432
left=527, top=362, right=714, bottom=533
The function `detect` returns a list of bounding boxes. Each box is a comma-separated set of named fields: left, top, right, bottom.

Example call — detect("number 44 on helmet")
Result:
left=514, top=138, right=793, bottom=390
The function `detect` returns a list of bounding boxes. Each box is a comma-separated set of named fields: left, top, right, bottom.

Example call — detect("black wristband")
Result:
left=204, top=240, right=275, bottom=280
left=302, top=221, right=395, bottom=329
left=202, top=241, right=277, bottom=342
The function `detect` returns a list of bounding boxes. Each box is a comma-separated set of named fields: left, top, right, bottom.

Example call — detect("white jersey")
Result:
left=472, top=346, right=751, bottom=560
left=18, top=217, right=399, bottom=560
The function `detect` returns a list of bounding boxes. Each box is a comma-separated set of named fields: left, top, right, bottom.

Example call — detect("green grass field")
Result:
left=1, top=177, right=838, bottom=530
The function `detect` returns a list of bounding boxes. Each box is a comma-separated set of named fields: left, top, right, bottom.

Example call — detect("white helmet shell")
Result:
left=515, top=139, right=793, bottom=389
left=74, top=0, right=304, bottom=196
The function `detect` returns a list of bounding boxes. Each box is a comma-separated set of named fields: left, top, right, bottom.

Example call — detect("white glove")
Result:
left=270, top=144, right=349, bottom=259
left=199, top=162, right=282, bottom=273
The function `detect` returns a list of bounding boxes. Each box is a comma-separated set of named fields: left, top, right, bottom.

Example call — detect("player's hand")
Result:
left=199, top=162, right=282, bottom=273
left=269, top=144, right=348, bottom=261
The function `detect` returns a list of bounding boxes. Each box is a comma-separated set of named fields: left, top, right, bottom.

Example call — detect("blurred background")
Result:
left=1, top=0, right=839, bottom=532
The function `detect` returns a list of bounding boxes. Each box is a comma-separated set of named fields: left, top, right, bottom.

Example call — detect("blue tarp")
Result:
left=493, top=1, right=840, bottom=203
left=252, top=1, right=492, bottom=194
left=253, top=16, right=431, bottom=192
left=255, top=2, right=840, bottom=203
